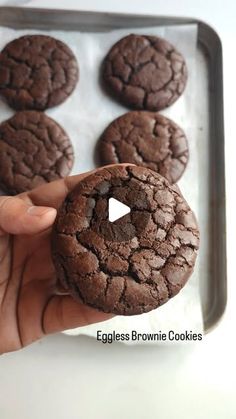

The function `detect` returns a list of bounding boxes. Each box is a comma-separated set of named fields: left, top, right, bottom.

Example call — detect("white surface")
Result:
left=0, top=1, right=235, bottom=419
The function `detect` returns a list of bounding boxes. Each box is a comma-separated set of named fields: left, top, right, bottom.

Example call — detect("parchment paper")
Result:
left=0, top=23, right=203, bottom=344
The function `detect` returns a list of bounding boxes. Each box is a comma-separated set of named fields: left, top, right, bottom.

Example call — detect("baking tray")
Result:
left=0, top=6, right=227, bottom=333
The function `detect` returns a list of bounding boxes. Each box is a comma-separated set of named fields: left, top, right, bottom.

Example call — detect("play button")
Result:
left=90, top=175, right=150, bottom=243
left=108, top=198, right=130, bottom=222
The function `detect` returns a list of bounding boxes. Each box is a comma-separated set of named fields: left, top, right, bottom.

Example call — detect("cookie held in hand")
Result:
left=52, top=165, right=199, bottom=316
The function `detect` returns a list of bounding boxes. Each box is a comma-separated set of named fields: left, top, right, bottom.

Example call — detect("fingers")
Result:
left=21, top=164, right=132, bottom=209
left=0, top=196, right=57, bottom=236
left=21, top=171, right=95, bottom=210
left=43, top=294, right=113, bottom=334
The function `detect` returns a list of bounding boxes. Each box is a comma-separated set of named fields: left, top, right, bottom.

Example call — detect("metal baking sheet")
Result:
left=0, top=7, right=227, bottom=333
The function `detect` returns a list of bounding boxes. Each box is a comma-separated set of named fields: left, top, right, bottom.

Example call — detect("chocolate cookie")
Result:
left=99, top=111, right=189, bottom=183
left=0, top=111, right=74, bottom=195
left=102, top=34, right=187, bottom=111
left=52, top=165, right=199, bottom=315
left=0, top=35, right=79, bottom=110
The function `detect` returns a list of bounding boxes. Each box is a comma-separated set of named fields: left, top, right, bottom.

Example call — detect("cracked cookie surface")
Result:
left=103, top=34, right=187, bottom=111
left=0, top=35, right=79, bottom=110
left=52, top=165, right=199, bottom=315
left=0, top=111, right=74, bottom=194
left=99, top=111, right=189, bottom=183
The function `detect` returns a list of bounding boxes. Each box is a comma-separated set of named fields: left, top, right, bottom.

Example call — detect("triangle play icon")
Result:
left=108, top=198, right=130, bottom=223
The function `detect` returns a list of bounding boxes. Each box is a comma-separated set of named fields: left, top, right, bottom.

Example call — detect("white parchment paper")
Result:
left=0, top=23, right=203, bottom=343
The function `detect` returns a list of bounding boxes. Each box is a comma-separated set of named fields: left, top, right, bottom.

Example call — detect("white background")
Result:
left=0, top=1, right=236, bottom=418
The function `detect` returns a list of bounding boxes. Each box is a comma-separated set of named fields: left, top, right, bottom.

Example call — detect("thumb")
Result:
left=0, top=196, right=57, bottom=236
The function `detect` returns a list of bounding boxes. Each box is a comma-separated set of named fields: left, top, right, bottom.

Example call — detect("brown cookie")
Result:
left=0, top=111, right=74, bottom=195
left=102, top=34, right=187, bottom=111
left=52, top=165, right=199, bottom=316
left=98, top=111, right=189, bottom=184
left=0, top=35, right=79, bottom=110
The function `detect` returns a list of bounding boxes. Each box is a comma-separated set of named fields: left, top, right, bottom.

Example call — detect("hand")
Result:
left=0, top=173, right=112, bottom=354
